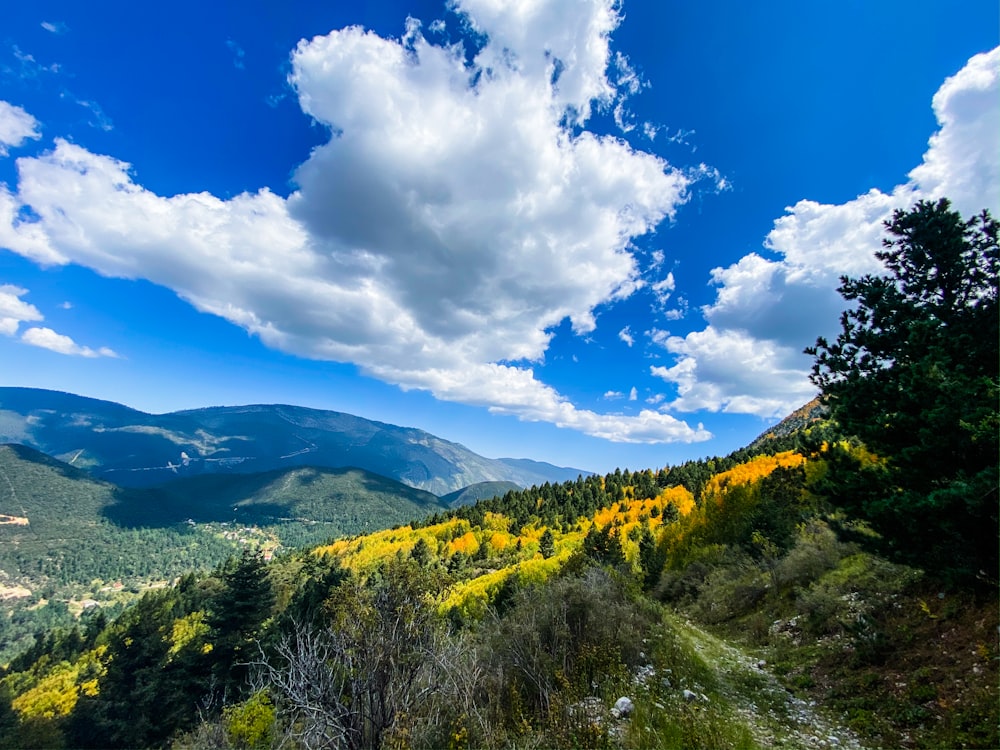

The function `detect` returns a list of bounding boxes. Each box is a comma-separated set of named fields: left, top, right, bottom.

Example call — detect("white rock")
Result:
left=613, top=697, right=634, bottom=716
left=682, top=689, right=697, bottom=702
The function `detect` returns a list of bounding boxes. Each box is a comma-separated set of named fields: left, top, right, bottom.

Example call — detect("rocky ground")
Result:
left=669, top=618, right=866, bottom=749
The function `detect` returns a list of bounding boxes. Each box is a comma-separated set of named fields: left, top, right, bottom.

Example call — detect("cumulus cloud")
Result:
left=654, top=46, right=1000, bottom=417
left=0, top=100, right=41, bottom=156
left=0, top=0, right=713, bottom=444
left=651, top=327, right=816, bottom=417
left=0, top=284, right=43, bottom=335
left=21, top=326, right=118, bottom=358
left=618, top=326, right=634, bottom=346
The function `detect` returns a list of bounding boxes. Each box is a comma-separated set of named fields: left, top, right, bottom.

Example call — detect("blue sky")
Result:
left=1, top=0, right=997, bottom=475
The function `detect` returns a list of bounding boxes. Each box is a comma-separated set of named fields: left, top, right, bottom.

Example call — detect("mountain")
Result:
left=0, top=441, right=451, bottom=577
left=495, top=457, right=588, bottom=484
left=439, top=481, right=522, bottom=508
left=0, top=388, right=590, bottom=495
left=0, top=441, right=453, bottom=663
left=747, top=396, right=827, bottom=451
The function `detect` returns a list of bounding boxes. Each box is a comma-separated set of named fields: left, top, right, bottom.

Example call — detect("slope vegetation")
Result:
left=0, top=445, right=449, bottom=664
left=0, top=427, right=995, bottom=749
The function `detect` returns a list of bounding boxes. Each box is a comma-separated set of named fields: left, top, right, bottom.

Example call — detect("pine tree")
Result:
left=807, top=199, right=998, bottom=579
left=209, top=549, right=276, bottom=693
left=538, top=529, right=556, bottom=559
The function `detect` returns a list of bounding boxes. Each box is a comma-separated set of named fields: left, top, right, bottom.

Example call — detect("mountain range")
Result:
left=0, top=387, right=588, bottom=495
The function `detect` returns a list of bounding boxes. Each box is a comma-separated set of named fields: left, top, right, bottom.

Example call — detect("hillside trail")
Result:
left=672, top=617, right=867, bottom=750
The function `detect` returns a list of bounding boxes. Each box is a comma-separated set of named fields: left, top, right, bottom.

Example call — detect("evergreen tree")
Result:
left=807, top=199, right=998, bottom=579
left=538, top=528, right=556, bottom=559
left=208, top=549, right=276, bottom=694
left=582, top=523, right=625, bottom=567
left=637, top=525, right=666, bottom=591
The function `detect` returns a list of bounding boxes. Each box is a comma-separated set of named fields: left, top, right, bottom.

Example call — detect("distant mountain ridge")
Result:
left=0, top=388, right=589, bottom=495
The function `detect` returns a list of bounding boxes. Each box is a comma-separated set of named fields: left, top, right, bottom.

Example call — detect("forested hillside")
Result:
left=2, top=424, right=995, bottom=749
left=0, top=445, right=451, bottom=664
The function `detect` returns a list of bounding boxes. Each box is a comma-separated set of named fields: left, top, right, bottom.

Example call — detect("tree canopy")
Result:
left=807, top=198, right=998, bottom=579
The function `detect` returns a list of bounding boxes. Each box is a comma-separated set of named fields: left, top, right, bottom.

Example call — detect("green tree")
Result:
left=410, top=537, right=432, bottom=567
left=209, top=550, right=276, bottom=694
left=806, top=199, right=998, bottom=580
left=538, top=529, right=555, bottom=559
left=637, top=524, right=666, bottom=591
left=582, top=523, right=625, bottom=567
left=68, top=588, right=209, bottom=749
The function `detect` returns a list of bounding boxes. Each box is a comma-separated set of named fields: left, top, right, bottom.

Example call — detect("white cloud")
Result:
left=75, top=99, right=113, bottom=131
left=0, top=101, right=41, bottom=156
left=656, top=46, right=1000, bottom=417
left=226, top=39, right=246, bottom=70
left=0, top=284, right=43, bottom=336
left=908, top=46, right=1000, bottom=216
left=0, top=284, right=117, bottom=356
left=651, top=327, right=816, bottom=417
left=9, top=46, right=60, bottom=80
left=454, top=0, right=621, bottom=126
left=0, top=0, right=714, bottom=445
left=603, top=390, right=623, bottom=400
left=618, top=326, right=634, bottom=347
left=41, top=21, right=69, bottom=35
left=21, top=326, right=118, bottom=358
left=662, top=304, right=687, bottom=321
left=651, top=271, right=675, bottom=306
left=628, top=386, right=637, bottom=401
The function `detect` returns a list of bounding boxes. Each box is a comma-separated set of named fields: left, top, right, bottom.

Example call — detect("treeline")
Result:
left=427, top=430, right=805, bottom=533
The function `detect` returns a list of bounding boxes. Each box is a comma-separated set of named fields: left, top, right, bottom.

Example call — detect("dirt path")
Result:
left=673, top=617, right=867, bottom=750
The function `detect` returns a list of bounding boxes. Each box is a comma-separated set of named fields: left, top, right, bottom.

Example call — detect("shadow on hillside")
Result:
left=99, top=464, right=445, bottom=530
left=102, top=485, right=297, bottom=529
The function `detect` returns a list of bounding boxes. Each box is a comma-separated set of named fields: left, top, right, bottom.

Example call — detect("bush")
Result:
left=689, top=561, right=768, bottom=625
left=487, top=567, right=654, bottom=728
left=773, top=520, right=845, bottom=592
left=223, top=692, right=275, bottom=750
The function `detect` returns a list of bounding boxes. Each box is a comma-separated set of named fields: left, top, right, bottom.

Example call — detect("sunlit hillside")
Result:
left=0, top=433, right=996, bottom=750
